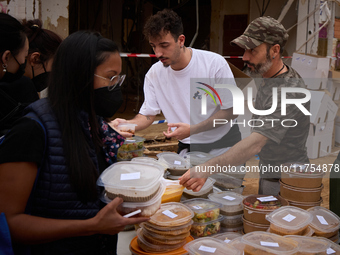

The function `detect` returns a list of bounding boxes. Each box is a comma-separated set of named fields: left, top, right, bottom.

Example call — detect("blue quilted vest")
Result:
left=20, top=98, right=117, bottom=255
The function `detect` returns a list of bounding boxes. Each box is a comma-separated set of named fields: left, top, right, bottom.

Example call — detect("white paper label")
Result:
left=198, top=245, right=216, bottom=253
left=282, top=214, right=296, bottom=222
left=193, top=205, right=203, bottom=210
left=196, top=154, right=206, bottom=158
left=327, top=248, right=336, bottom=254
left=223, top=195, right=236, bottom=201
left=162, top=210, right=178, bottom=219
left=224, top=239, right=231, bottom=243
left=120, top=172, right=140, bottom=181
left=317, top=215, right=329, bottom=225
left=260, top=241, right=279, bottom=247
left=174, top=160, right=182, bottom=165
left=257, top=196, right=278, bottom=202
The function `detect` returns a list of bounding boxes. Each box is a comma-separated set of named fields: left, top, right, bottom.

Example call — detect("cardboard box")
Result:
left=328, top=70, right=340, bottom=101
left=306, top=121, right=334, bottom=159
left=310, top=90, right=338, bottom=125
left=291, top=52, right=330, bottom=90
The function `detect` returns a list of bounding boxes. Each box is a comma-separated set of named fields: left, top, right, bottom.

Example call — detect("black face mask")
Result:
left=32, top=72, right=50, bottom=92
left=93, top=85, right=123, bottom=118
left=1, top=56, right=27, bottom=83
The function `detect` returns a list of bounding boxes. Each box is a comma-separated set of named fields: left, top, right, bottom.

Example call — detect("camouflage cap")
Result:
left=231, top=16, right=288, bottom=50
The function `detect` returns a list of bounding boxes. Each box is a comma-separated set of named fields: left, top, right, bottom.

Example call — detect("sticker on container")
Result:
left=198, top=245, right=216, bottom=253
left=193, top=205, right=203, bottom=210
left=260, top=241, right=279, bottom=247
left=327, top=248, right=336, bottom=254
left=120, top=172, right=140, bottom=181
left=257, top=196, right=278, bottom=202
left=223, top=195, right=236, bottom=201
left=224, top=239, right=231, bottom=243
left=162, top=210, right=178, bottom=219
left=282, top=214, right=296, bottom=222
left=317, top=215, right=329, bottom=225
left=196, top=154, right=206, bottom=158
left=174, top=160, right=182, bottom=165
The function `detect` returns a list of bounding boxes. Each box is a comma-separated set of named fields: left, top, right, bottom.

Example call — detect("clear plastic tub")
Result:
left=221, top=214, right=243, bottom=228
left=316, top=237, right=340, bottom=255
left=190, top=215, right=224, bottom=237
left=157, top=152, right=191, bottom=176
left=131, top=156, right=167, bottom=171
left=221, top=225, right=244, bottom=234
left=119, top=136, right=145, bottom=151
left=117, top=148, right=144, bottom=161
left=141, top=226, right=189, bottom=245
left=183, top=151, right=214, bottom=166
left=117, top=123, right=137, bottom=135
left=243, top=216, right=270, bottom=234
left=97, top=162, right=163, bottom=202
left=267, top=225, right=315, bottom=237
left=213, top=185, right=245, bottom=194
left=285, top=235, right=330, bottom=255
left=182, top=177, right=216, bottom=200
left=161, top=180, right=185, bottom=203
left=184, top=237, right=241, bottom=255
left=307, top=206, right=340, bottom=238
left=280, top=180, right=323, bottom=202
left=208, top=191, right=244, bottom=216
left=142, top=225, right=190, bottom=241
left=229, top=237, right=246, bottom=253
left=210, top=173, right=244, bottom=190
left=149, top=202, right=194, bottom=227
left=140, top=220, right=193, bottom=236
left=278, top=194, right=323, bottom=210
left=212, top=232, right=242, bottom=243
left=266, top=206, right=313, bottom=236
left=182, top=198, right=221, bottom=222
left=101, top=180, right=166, bottom=217
left=241, top=231, right=299, bottom=255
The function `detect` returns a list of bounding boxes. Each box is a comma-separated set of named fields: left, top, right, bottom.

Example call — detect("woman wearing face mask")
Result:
left=0, top=31, right=147, bottom=255
left=23, top=19, right=62, bottom=98
left=0, top=13, right=39, bottom=136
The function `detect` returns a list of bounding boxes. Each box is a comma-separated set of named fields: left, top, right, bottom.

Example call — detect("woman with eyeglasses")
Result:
left=0, top=31, right=147, bottom=255
left=0, top=13, right=39, bottom=136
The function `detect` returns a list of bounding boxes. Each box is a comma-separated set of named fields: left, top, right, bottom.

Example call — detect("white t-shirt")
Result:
left=139, top=48, right=237, bottom=144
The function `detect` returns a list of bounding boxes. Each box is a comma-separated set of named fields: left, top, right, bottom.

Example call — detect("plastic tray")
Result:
left=208, top=191, right=244, bottom=216
left=184, top=237, right=241, bottom=255
left=97, top=162, right=163, bottom=202
left=307, top=206, right=340, bottom=238
left=182, top=198, right=221, bottom=222
left=266, top=206, right=313, bottom=235
left=285, top=235, right=331, bottom=254
left=183, top=151, right=214, bottom=166
left=190, top=215, right=224, bottom=237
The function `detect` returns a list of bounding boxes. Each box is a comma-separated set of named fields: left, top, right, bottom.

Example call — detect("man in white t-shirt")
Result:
left=112, top=9, right=240, bottom=156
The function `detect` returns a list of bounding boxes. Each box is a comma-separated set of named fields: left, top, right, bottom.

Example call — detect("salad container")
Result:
left=208, top=191, right=244, bottom=216
left=190, top=214, right=224, bottom=237
left=182, top=198, right=221, bottom=222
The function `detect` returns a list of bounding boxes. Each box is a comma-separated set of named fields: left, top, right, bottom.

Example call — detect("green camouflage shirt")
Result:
left=252, top=65, right=310, bottom=178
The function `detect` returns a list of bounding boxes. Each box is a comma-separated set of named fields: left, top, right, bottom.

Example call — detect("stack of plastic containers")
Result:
left=279, top=163, right=324, bottom=209
left=181, top=177, right=216, bottom=200
left=157, top=152, right=191, bottom=180
left=307, top=206, right=340, bottom=242
left=285, top=235, right=331, bottom=255
left=117, top=136, right=145, bottom=161
left=182, top=198, right=224, bottom=238
left=136, top=202, right=194, bottom=253
left=208, top=191, right=244, bottom=232
left=184, top=237, right=242, bottom=255
left=242, top=195, right=289, bottom=234
left=212, top=232, right=242, bottom=243
left=97, top=161, right=165, bottom=216
left=316, top=237, right=340, bottom=254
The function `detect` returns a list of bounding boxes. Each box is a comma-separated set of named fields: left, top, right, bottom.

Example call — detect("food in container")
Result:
left=281, top=162, right=325, bottom=188
left=117, top=148, right=144, bottom=161
left=117, top=123, right=137, bottom=134
left=97, top=162, right=163, bottom=202
left=278, top=194, right=323, bottom=210
left=141, top=227, right=188, bottom=245
left=140, top=220, right=193, bottom=236
left=307, top=206, right=340, bottom=238
left=183, top=151, right=214, bottom=166
left=267, top=226, right=315, bottom=237
left=131, top=156, right=167, bottom=171
left=182, top=177, right=216, bottom=200
left=241, top=231, right=299, bottom=255
left=182, top=198, right=221, bottom=222
left=221, top=225, right=244, bottom=234
left=157, top=152, right=191, bottom=176
left=119, top=136, right=145, bottom=151
left=266, top=206, right=313, bottom=236
left=161, top=180, right=185, bottom=203
left=243, top=216, right=269, bottom=233
left=210, top=173, right=244, bottom=190
left=221, top=214, right=243, bottom=228
left=184, top=237, right=242, bottom=255
left=279, top=180, right=323, bottom=202
left=149, top=202, right=194, bottom=227
left=285, top=235, right=330, bottom=255
left=229, top=237, right=246, bottom=253
left=212, top=232, right=242, bottom=243
left=208, top=191, right=244, bottom=216
left=214, top=185, right=246, bottom=194
left=190, top=215, right=224, bottom=237
left=243, top=195, right=289, bottom=224
left=316, top=237, right=340, bottom=255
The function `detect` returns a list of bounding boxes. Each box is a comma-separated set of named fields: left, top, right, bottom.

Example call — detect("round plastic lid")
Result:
left=316, top=237, right=340, bottom=253
left=149, top=202, right=194, bottom=227
left=184, top=151, right=214, bottom=166
left=184, top=237, right=241, bottom=255
left=265, top=206, right=313, bottom=230
left=307, top=206, right=340, bottom=233
left=182, top=198, right=222, bottom=214
left=183, top=177, right=216, bottom=196
left=212, top=232, right=242, bottom=243
left=241, top=231, right=299, bottom=254
left=286, top=235, right=330, bottom=253
left=157, top=152, right=191, bottom=170
left=208, top=191, right=244, bottom=206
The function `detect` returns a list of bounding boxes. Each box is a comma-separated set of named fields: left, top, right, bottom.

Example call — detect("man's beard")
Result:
left=244, top=52, right=273, bottom=75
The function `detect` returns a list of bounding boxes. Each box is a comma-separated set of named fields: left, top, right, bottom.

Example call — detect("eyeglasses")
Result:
left=94, top=74, right=126, bottom=91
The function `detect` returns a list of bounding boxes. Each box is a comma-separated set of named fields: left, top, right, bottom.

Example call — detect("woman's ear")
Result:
left=1, top=50, right=11, bottom=65
left=29, top=52, right=41, bottom=67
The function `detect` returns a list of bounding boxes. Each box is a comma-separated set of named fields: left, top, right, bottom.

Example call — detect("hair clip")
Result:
left=31, top=24, right=39, bottom=29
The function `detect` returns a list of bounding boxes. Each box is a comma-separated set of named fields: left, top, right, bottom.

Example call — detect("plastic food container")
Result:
left=281, top=162, right=325, bottom=188
left=212, top=232, right=242, bottom=243
left=184, top=237, right=241, bottom=255
left=149, top=202, right=194, bottom=227
left=131, top=156, right=167, bottom=171
left=161, top=180, right=185, bottom=203
left=285, top=235, right=330, bottom=255
left=140, top=220, right=193, bottom=236
left=278, top=194, right=323, bottom=210
left=117, top=148, right=144, bottom=161
left=243, top=195, right=289, bottom=224
left=101, top=180, right=165, bottom=217
left=208, top=191, right=244, bottom=216
left=190, top=215, right=224, bottom=237
left=210, top=173, right=244, bottom=190
left=221, top=214, right=243, bottom=228
left=280, top=180, right=323, bottom=202
left=266, top=206, right=313, bottom=236
left=214, top=185, right=245, bottom=194
left=267, top=225, right=315, bottom=237
left=243, top=216, right=270, bottom=234
left=221, top=225, right=244, bottom=234
left=241, top=231, right=299, bottom=255
left=157, top=152, right=191, bottom=176
left=119, top=136, right=145, bottom=151
left=184, top=151, right=214, bottom=166
left=117, top=123, right=137, bottom=135
left=97, top=162, right=163, bottom=202
left=316, top=237, right=340, bottom=255
left=182, top=177, right=216, bottom=200
left=182, top=198, right=221, bottom=223
left=229, top=237, right=246, bottom=253
left=141, top=226, right=189, bottom=245
left=307, top=206, right=340, bottom=238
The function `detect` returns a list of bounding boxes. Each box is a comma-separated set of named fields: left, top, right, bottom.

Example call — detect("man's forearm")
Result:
left=129, top=114, right=156, bottom=131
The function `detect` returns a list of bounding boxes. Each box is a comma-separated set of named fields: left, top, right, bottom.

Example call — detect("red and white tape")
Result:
left=120, top=53, right=291, bottom=59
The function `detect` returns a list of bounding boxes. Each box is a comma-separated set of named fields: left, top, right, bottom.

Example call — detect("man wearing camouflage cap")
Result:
left=180, top=16, right=310, bottom=196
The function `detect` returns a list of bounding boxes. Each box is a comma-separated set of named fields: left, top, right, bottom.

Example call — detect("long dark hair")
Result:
left=48, top=31, right=119, bottom=201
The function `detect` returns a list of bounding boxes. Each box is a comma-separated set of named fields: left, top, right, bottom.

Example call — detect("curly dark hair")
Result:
left=143, top=9, right=183, bottom=41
